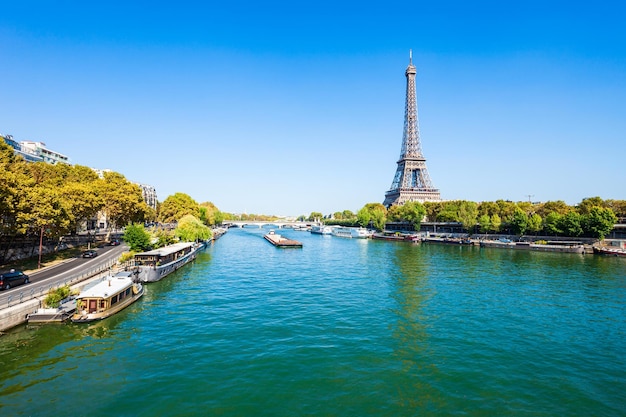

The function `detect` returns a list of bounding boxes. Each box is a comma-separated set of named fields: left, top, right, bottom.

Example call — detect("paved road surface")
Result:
left=0, top=244, right=128, bottom=308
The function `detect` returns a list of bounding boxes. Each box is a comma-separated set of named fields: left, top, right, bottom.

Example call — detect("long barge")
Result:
left=480, top=240, right=585, bottom=254
left=264, top=231, right=302, bottom=248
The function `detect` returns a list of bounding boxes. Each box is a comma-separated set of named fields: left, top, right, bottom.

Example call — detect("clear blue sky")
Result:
left=1, top=1, right=625, bottom=216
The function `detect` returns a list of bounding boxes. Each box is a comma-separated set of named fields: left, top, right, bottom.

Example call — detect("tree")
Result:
left=99, top=172, right=149, bottom=229
left=458, top=201, right=478, bottom=233
left=558, top=212, right=583, bottom=237
left=527, top=213, right=543, bottom=235
left=577, top=197, right=605, bottom=215
left=159, top=193, right=200, bottom=223
left=175, top=214, right=212, bottom=242
left=123, top=223, right=152, bottom=251
left=490, top=213, right=502, bottom=233
left=510, top=208, right=529, bottom=235
left=199, top=201, right=221, bottom=226
left=357, top=203, right=387, bottom=230
left=582, top=206, right=617, bottom=239
left=543, top=212, right=562, bottom=235
left=308, top=212, right=323, bottom=222
left=478, top=214, right=491, bottom=234
left=401, top=201, right=426, bottom=231
left=342, top=210, right=355, bottom=219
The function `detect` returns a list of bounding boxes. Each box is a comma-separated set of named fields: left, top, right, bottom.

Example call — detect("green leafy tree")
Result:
left=490, top=213, right=502, bottom=233
left=458, top=201, right=478, bottom=233
left=159, top=193, right=200, bottom=223
left=342, top=210, right=355, bottom=219
left=577, top=197, right=605, bottom=215
left=99, top=172, right=149, bottom=229
left=124, top=223, right=152, bottom=251
left=357, top=203, right=387, bottom=230
left=582, top=206, right=617, bottom=239
left=510, top=208, right=529, bottom=235
left=199, top=201, right=221, bottom=226
left=495, top=200, right=517, bottom=223
left=401, top=201, right=426, bottom=231
left=543, top=212, right=562, bottom=235
left=558, top=212, right=583, bottom=237
left=527, top=213, right=543, bottom=235
left=478, top=214, right=491, bottom=234
left=423, top=201, right=441, bottom=222
left=175, top=214, right=212, bottom=242
left=308, top=212, right=323, bottom=222
left=536, top=200, right=572, bottom=217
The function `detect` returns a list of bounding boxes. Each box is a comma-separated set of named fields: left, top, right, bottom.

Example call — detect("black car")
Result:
left=82, top=250, right=98, bottom=258
left=108, top=239, right=121, bottom=246
left=0, top=269, right=30, bottom=290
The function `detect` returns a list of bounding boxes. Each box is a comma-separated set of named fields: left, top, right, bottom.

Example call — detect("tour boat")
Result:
left=331, top=227, right=373, bottom=239
left=133, top=242, right=201, bottom=283
left=71, top=272, right=143, bottom=323
left=310, top=224, right=333, bottom=235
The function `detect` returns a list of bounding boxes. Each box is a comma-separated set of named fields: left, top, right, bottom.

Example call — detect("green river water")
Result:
left=1, top=227, right=624, bottom=416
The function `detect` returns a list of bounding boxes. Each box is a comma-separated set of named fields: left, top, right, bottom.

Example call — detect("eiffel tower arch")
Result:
left=383, top=51, right=441, bottom=208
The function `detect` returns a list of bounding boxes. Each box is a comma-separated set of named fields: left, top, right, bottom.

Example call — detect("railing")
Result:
left=2, top=258, right=119, bottom=309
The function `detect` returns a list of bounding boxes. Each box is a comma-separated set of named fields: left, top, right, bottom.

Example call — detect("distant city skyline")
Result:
left=1, top=2, right=624, bottom=216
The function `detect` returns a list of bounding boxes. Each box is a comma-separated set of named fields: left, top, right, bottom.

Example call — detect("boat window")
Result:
left=125, top=288, right=131, bottom=297
left=111, top=295, right=118, bottom=305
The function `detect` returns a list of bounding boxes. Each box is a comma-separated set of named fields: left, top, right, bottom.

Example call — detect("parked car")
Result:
left=82, top=249, right=98, bottom=258
left=108, top=239, right=121, bottom=246
left=0, top=269, right=30, bottom=290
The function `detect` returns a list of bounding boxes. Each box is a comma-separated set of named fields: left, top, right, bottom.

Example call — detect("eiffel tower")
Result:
left=383, top=51, right=441, bottom=207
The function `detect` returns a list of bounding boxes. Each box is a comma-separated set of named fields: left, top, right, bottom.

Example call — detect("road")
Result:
left=0, top=244, right=129, bottom=309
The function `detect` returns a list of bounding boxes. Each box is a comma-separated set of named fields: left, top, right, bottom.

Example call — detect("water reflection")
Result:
left=389, top=243, right=444, bottom=410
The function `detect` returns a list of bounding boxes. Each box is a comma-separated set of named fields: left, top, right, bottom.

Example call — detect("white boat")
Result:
left=331, top=226, right=373, bottom=239
left=133, top=242, right=201, bottom=283
left=71, top=272, right=143, bottom=323
left=310, top=224, right=333, bottom=235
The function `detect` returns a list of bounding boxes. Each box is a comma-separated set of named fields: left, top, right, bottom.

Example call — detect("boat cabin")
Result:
left=74, top=275, right=139, bottom=318
left=134, top=242, right=194, bottom=268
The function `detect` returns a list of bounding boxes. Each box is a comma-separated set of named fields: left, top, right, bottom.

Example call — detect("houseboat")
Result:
left=71, top=272, right=143, bottom=323
left=133, top=242, right=200, bottom=283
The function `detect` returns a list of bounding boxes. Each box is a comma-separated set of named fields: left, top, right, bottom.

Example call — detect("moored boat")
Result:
left=133, top=242, right=201, bottom=283
left=480, top=240, right=585, bottom=253
left=71, top=272, right=143, bottom=323
left=331, top=226, right=373, bottom=239
left=593, top=246, right=626, bottom=256
left=310, top=224, right=333, bottom=235
left=372, top=231, right=421, bottom=242
left=264, top=230, right=303, bottom=248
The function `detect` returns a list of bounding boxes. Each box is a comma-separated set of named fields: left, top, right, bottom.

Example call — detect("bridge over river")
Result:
left=223, top=220, right=311, bottom=229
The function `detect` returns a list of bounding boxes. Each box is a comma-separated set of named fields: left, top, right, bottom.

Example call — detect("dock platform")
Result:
left=264, top=231, right=303, bottom=248
left=27, top=297, right=76, bottom=324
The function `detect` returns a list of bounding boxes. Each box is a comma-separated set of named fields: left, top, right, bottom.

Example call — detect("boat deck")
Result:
left=264, top=232, right=303, bottom=248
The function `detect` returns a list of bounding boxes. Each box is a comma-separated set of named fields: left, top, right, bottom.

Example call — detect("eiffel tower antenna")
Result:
left=383, top=51, right=441, bottom=207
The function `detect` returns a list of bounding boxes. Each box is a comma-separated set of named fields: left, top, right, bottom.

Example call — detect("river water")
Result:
left=1, top=227, right=625, bottom=416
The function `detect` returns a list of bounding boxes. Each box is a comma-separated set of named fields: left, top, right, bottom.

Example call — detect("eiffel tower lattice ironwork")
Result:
left=383, top=51, right=441, bottom=207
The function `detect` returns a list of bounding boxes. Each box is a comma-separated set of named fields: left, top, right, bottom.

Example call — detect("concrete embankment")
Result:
left=0, top=271, right=118, bottom=332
